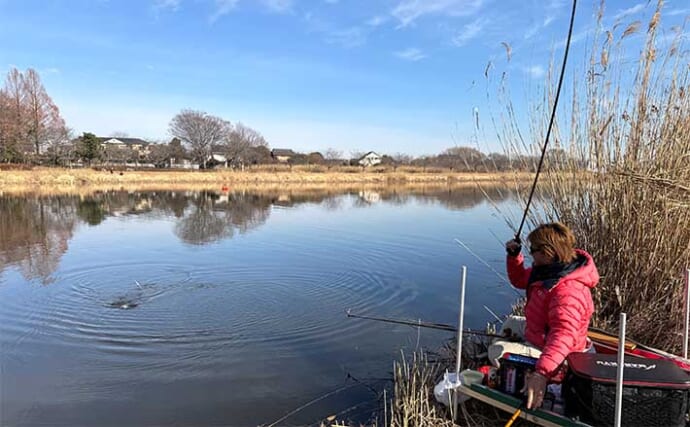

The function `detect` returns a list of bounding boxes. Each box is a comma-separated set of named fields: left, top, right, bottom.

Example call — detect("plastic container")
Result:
left=433, top=369, right=484, bottom=406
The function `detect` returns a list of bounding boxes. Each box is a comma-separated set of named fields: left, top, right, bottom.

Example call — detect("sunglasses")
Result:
left=529, top=246, right=543, bottom=255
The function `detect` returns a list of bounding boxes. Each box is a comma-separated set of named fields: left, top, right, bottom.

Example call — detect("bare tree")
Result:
left=44, top=126, right=73, bottom=165
left=0, top=69, right=29, bottom=161
left=147, top=142, right=171, bottom=166
left=169, top=110, right=230, bottom=168
left=224, top=122, right=268, bottom=166
left=324, top=148, right=343, bottom=162
left=23, top=69, right=67, bottom=157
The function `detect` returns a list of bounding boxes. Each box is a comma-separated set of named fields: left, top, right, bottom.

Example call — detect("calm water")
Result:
left=0, top=187, right=521, bottom=426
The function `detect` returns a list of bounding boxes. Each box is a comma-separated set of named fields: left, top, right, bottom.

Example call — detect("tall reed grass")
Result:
left=497, top=0, right=689, bottom=352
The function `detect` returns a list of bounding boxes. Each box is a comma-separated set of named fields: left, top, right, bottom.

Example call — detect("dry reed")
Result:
left=497, top=0, right=690, bottom=352
left=0, top=167, right=529, bottom=189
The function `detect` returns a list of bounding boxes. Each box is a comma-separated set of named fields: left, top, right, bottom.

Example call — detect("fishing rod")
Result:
left=345, top=309, right=504, bottom=338
left=515, top=0, right=578, bottom=241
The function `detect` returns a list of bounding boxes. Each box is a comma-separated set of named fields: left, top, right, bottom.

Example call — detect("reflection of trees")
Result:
left=175, top=193, right=232, bottom=244
left=0, top=196, right=78, bottom=283
left=77, top=199, right=107, bottom=225
left=0, top=186, right=520, bottom=276
left=174, top=191, right=271, bottom=245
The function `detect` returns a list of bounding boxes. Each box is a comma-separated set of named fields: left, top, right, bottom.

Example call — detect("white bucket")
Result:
left=433, top=369, right=484, bottom=406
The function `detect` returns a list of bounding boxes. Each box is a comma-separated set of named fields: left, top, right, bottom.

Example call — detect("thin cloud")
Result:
left=153, top=0, right=181, bottom=11
left=667, top=8, right=690, bottom=17
left=525, top=13, right=556, bottom=39
left=326, top=27, right=367, bottom=48
left=367, top=15, right=387, bottom=27
left=210, top=0, right=239, bottom=22
left=260, top=0, right=293, bottom=13
left=524, top=23, right=540, bottom=39
left=614, top=3, right=645, bottom=20
left=395, top=48, right=427, bottom=61
left=452, top=18, right=485, bottom=47
left=392, top=0, right=485, bottom=27
left=555, top=26, right=594, bottom=49
left=522, top=65, right=545, bottom=78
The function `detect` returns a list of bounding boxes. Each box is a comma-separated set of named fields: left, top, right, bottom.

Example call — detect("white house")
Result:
left=205, top=153, right=229, bottom=168
left=358, top=151, right=382, bottom=167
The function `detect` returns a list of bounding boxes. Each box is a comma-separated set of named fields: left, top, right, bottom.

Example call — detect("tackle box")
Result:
left=564, top=352, right=690, bottom=427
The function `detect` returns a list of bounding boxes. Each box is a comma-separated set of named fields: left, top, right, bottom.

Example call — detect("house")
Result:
left=98, top=137, right=151, bottom=159
left=271, top=149, right=296, bottom=163
left=358, top=151, right=382, bottom=167
left=204, top=153, right=229, bottom=169
left=169, top=158, right=198, bottom=169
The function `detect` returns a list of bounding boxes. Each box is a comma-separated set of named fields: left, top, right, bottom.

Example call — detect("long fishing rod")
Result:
left=515, top=0, right=578, bottom=240
left=346, top=310, right=504, bottom=338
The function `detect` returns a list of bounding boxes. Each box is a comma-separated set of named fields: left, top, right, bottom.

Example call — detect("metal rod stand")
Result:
left=614, top=312, right=627, bottom=427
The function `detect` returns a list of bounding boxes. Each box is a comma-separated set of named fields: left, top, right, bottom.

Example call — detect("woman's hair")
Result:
left=528, top=222, right=577, bottom=263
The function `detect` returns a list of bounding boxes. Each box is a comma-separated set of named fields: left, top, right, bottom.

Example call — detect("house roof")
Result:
left=271, top=149, right=295, bottom=156
left=358, top=151, right=380, bottom=160
left=207, top=154, right=228, bottom=162
left=98, top=137, right=150, bottom=146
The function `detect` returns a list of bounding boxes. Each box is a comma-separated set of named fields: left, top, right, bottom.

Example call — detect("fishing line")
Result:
left=454, top=238, right=521, bottom=296
left=515, top=0, right=578, bottom=240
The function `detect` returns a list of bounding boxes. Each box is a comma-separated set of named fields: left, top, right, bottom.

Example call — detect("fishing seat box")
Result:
left=497, top=353, right=538, bottom=396
left=564, top=352, right=690, bottom=427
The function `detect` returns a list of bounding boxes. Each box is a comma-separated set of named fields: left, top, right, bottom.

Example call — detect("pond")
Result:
left=0, top=186, right=523, bottom=426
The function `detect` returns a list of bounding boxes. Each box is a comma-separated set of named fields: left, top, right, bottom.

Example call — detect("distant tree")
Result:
left=0, top=69, right=29, bottom=162
left=432, top=146, right=486, bottom=171
left=23, top=69, right=67, bottom=157
left=224, top=122, right=268, bottom=166
left=110, top=131, right=130, bottom=138
left=247, top=145, right=271, bottom=164
left=44, top=126, right=73, bottom=165
left=380, top=155, right=395, bottom=165
left=307, top=152, right=324, bottom=165
left=324, top=148, right=343, bottom=162
left=169, top=109, right=230, bottom=168
left=392, top=152, right=412, bottom=165
left=486, top=152, right=510, bottom=171
left=323, top=148, right=343, bottom=168
left=147, top=143, right=171, bottom=166
left=0, top=68, right=69, bottom=163
left=77, top=132, right=102, bottom=164
left=168, top=137, right=188, bottom=162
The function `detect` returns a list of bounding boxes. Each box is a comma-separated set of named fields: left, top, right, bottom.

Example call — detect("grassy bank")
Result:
left=0, top=166, right=529, bottom=189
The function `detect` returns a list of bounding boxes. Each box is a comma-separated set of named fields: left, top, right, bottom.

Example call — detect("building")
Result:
left=205, top=153, right=229, bottom=169
left=98, top=137, right=151, bottom=159
left=358, top=151, right=382, bottom=167
left=271, top=149, right=296, bottom=163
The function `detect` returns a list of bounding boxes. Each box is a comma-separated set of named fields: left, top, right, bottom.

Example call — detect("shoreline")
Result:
left=0, top=167, right=529, bottom=193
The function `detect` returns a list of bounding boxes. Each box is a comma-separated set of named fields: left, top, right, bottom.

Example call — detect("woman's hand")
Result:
left=505, top=239, right=522, bottom=257
left=521, top=371, right=548, bottom=409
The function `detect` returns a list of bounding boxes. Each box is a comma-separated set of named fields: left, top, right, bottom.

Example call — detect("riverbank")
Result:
left=0, top=167, right=529, bottom=189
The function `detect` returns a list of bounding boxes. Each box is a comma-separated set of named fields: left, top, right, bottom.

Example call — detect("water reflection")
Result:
left=0, top=184, right=520, bottom=426
left=0, top=195, right=78, bottom=284
left=0, top=185, right=513, bottom=282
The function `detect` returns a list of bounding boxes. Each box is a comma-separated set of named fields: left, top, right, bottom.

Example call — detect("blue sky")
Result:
left=1, top=0, right=687, bottom=155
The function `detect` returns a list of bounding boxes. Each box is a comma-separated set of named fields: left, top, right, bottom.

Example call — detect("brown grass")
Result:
left=0, top=167, right=530, bottom=191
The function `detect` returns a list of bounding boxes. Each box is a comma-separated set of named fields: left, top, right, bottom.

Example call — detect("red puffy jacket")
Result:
left=506, top=249, right=599, bottom=378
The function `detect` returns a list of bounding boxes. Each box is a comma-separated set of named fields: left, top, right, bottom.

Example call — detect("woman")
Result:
left=505, top=222, right=599, bottom=409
